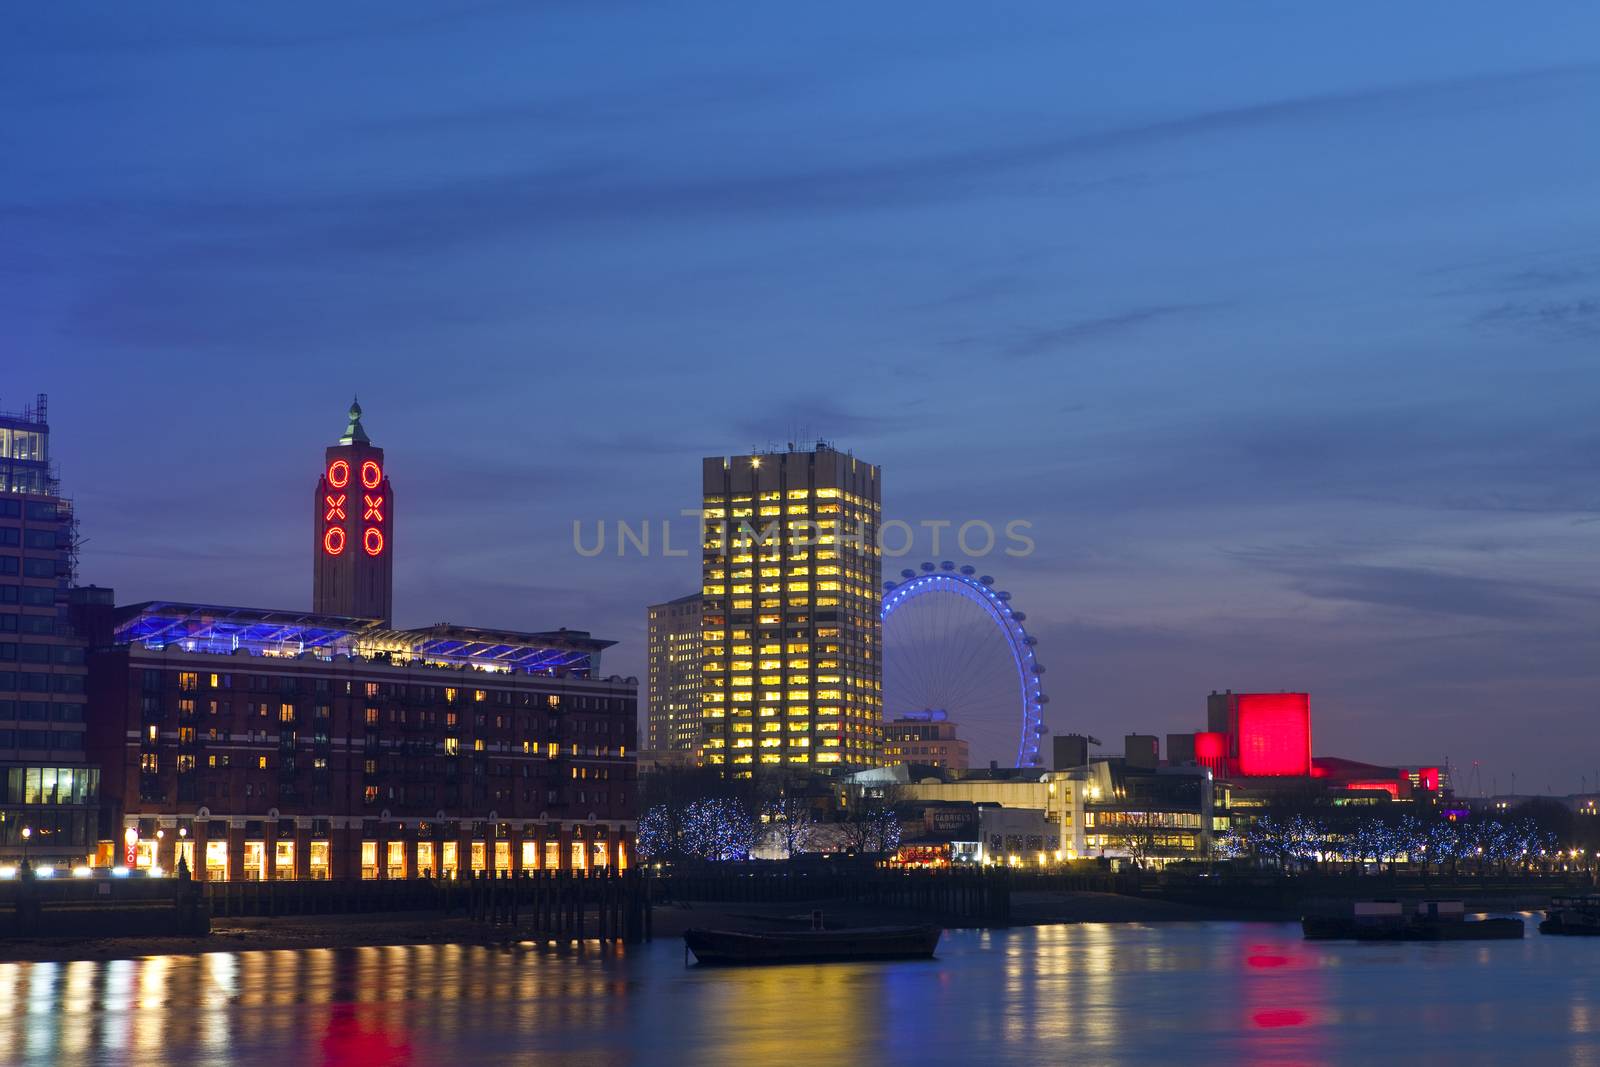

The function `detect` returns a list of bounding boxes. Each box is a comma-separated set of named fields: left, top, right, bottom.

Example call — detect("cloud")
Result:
left=991, top=303, right=1222, bottom=358
left=1229, top=546, right=1590, bottom=622
left=729, top=398, right=925, bottom=449
left=1473, top=298, right=1600, bottom=340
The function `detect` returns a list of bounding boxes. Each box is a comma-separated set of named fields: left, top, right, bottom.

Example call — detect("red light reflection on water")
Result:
left=1246, top=954, right=1290, bottom=969
left=1241, top=941, right=1323, bottom=1064
left=320, top=1005, right=412, bottom=1067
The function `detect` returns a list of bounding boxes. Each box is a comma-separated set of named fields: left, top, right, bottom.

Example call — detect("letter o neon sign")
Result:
left=328, top=460, right=350, bottom=488
left=363, top=527, right=384, bottom=556
left=323, top=527, right=347, bottom=556
left=360, top=460, right=382, bottom=490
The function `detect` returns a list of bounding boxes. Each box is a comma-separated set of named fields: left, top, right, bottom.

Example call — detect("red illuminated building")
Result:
left=1176, top=690, right=1442, bottom=805
left=1233, top=693, right=1312, bottom=777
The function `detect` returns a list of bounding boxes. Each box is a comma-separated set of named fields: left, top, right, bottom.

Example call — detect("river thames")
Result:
left=2, top=918, right=1597, bottom=1066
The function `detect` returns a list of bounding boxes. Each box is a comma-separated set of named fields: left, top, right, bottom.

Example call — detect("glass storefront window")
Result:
left=469, top=841, right=486, bottom=874
left=544, top=841, right=560, bottom=871
left=520, top=841, right=537, bottom=871
left=360, top=841, right=378, bottom=880
left=274, top=841, right=295, bottom=880
left=416, top=842, right=435, bottom=877
left=591, top=842, right=608, bottom=869
left=494, top=840, right=510, bottom=874
left=441, top=841, right=458, bottom=879
left=176, top=840, right=195, bottom=875
left=570, top=841, right=586, bottom=871
left=205, top=840, right=229, bottom=880
left=309, top=841, right=330, bottom=880
left=244, top=841, right=266, bottom=881
left=386, top=841, right=405, bottom=879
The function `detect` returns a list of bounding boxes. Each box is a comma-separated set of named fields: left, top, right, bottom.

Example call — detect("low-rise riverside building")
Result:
left=88, top=602, right=637, bottom=879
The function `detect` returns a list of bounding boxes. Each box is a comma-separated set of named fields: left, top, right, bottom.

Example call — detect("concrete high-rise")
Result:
left=646, top=593, right=703, bottom=753
left=312, top=399, right=394, bottom=624
left=700, top=443, right=881, bottom=775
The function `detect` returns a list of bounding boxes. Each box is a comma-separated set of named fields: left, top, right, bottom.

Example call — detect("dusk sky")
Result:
left=5, top=4, right=1598, bottom=788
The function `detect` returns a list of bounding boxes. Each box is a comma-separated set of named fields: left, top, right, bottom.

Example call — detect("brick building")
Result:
left=82, top=402, right=638, bottom=878
left=88, top=605, right=636, bottom=879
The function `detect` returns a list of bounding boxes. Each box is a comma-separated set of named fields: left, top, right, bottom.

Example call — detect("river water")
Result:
left=2, top=917, right=1597, bottom=1066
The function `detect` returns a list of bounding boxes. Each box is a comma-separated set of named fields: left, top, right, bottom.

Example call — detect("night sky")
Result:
left=5, top=4, right=1598, bottom=789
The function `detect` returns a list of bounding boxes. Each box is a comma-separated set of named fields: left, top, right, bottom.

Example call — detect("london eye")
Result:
left=881, top=562, right=1048, bottom=768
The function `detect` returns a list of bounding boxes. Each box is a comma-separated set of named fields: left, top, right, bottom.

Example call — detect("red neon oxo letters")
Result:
left=324, top=493, right=347, bottom=521
left=363, top=494, right=384, bottom=522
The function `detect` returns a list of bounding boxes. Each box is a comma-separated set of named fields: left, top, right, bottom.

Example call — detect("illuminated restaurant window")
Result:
left=205, top=839, right=229, bottom=881
left=416, top=841, right=436, bottom=878
left=441, top=841, right=459, bottom=879
left=274, top=840, right=295, bottom=880
left=360, top=842, right=379, bottom=879
left=387, top=841, right=405, bottom=879
left=309, top=841, right=330, bottom=880
left=244, top=841, right=266, bottom=881
left=470, top=841, right=487, bottom=873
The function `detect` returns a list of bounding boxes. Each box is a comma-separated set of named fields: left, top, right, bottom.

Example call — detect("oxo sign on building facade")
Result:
left=313, top=399, right=394, bottom=624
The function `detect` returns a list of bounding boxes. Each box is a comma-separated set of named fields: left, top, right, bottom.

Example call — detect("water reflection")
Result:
left=0, top=920, right=1597, bottom=1066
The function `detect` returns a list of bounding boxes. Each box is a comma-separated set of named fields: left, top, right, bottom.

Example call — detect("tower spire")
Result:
left=339, top=396, right=370, bottom=445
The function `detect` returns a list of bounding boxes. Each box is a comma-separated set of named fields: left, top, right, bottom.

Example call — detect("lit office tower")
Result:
left=700, top=444, right=881, bottom=775
left=0, top=394, right=98, bottom=865
left=645, top=593, right=703, bottom=752
left=312, top=399, right=394, bottom=625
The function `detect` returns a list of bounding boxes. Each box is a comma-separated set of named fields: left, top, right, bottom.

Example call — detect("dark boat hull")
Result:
left=1540, top=918, right=1600, bottom=936
left=1303, top=916, right=1524, bottom=941
left=685, top=925, right=942, bottom=965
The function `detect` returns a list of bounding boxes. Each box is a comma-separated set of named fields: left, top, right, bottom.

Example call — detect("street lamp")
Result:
left=20, top=827, right=31, bottom=870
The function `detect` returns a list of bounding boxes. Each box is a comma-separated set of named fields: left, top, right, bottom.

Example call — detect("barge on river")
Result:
left=1302, top=899, right=1523, bottom=941
left=1540, top=896, right=1600, bottom=936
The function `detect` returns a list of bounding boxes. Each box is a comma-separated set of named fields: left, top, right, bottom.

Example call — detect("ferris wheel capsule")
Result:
left=920, top=561, right=936, bottom=572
